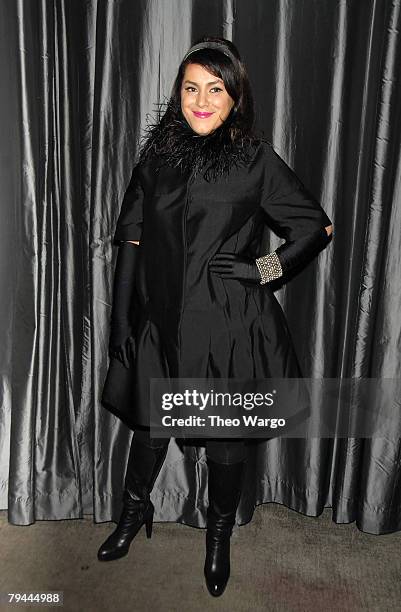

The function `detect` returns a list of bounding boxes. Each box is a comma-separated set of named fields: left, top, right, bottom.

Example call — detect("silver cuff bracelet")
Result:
left=255, top=251, right=283, bottom=284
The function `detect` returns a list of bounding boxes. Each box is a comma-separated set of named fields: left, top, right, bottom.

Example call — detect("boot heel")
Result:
left=145, top=506, right=154, bottom=538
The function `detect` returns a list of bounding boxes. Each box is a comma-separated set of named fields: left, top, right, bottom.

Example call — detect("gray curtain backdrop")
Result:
left=1, top=0, right=401, bottom=534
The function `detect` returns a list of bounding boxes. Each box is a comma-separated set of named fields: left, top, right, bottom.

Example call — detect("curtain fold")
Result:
left=2, top=0, right=401, bottom=534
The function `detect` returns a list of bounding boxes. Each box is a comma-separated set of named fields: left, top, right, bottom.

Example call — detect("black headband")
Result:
left=183, top=41, right=238, bottom=65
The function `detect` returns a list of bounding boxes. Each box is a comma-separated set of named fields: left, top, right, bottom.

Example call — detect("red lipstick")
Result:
left=193, top=111, right=213, bottom=118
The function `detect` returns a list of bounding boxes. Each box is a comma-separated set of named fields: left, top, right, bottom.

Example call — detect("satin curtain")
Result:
left=2, top=0, right=401, bottom=534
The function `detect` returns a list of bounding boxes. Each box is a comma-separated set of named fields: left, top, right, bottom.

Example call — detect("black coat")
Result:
left=101, top=140, right=332, bottom=431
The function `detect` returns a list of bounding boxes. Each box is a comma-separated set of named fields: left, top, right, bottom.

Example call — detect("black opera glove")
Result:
left=255, top=226, right=331, bottom=283
left=208, top=252, right=262, bottom=283
left=109, top=241, right=139, bottom=369
left=209, top=227, right=331, bottom=285
left=271, top=226, right=331, bottom=279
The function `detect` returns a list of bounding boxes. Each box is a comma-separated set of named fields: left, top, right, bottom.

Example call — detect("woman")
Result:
left=99, top=36, right=333, bottom=597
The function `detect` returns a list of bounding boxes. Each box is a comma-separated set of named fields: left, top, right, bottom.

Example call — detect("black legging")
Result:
left=133, top=427, right=247, bottom=464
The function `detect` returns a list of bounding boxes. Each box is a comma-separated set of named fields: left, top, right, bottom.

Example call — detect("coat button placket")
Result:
left=178, top=167, right=197, bottom=367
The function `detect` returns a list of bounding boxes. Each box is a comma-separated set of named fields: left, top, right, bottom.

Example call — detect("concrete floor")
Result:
left=1, top=503, right=401, bottom=612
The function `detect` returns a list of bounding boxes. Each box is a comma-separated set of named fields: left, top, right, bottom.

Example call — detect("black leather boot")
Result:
left=97, top=434, right=169, bottom=561
left=204, top=457, right=246, bottom=597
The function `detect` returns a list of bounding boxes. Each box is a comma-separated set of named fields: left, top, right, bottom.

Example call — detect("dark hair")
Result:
left=168, top=36, right=257, bottom=141
left=136, top=37, right=270, bottom=175
left=138, top=36, right=261, bottom=145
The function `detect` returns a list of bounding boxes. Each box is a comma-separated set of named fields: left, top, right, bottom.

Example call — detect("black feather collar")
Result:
left=137, top=100, right=264, bottom=182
